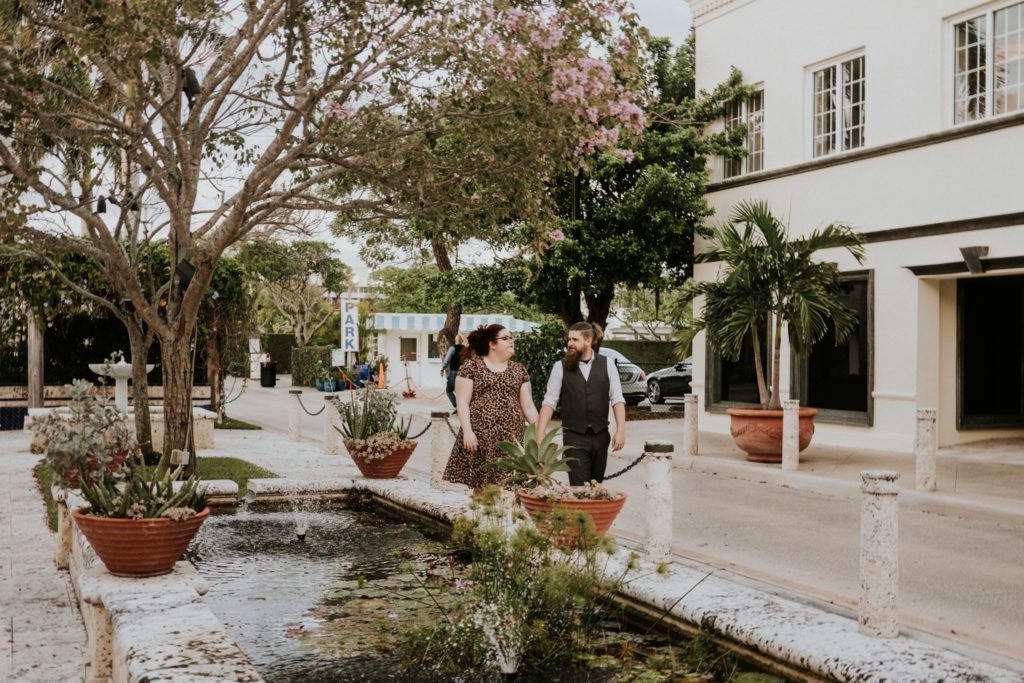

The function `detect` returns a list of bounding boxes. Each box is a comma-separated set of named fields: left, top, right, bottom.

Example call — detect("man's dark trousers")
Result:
left=564, top=428, right=610, bottom=485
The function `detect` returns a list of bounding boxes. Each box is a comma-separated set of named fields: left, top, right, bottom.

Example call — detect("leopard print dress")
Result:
left=443, top=355, right=530, bottom=489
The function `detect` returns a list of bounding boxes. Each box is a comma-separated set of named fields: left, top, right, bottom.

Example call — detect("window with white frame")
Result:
left=723, top=90, right=764, bottom=178
left=953, top=1, right=1024, bottom=124
left=811, top=55, right=865, bottom=157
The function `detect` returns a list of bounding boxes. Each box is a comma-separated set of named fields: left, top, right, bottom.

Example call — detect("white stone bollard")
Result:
left=288, top=389, right=302, bottom=442
left=781, top=399, right=800, bottom=471
left=914, top=408, right=937, bottom=491
left=859, top=470, right=900, bottom=638
left=644, top=440, right=674, bottom=564
left=682, top=394, right=699, bottom=456
left=430, top=411, right=455, bottom=489
left=323, top=393, right=339, bottom=455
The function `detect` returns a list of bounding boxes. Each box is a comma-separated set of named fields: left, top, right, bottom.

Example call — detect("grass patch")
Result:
left=197, top=456, right=278, bottom=497
left=216, top=416, right=263, bottom=430
left=33, top=462, right=58, bottom=532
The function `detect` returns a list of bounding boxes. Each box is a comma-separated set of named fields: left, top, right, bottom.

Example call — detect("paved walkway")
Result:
left=3, top=374, right=1022, bottom=679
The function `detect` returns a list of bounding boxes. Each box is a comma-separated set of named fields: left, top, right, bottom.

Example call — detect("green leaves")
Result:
left=487, top=423, right=572, bottom=487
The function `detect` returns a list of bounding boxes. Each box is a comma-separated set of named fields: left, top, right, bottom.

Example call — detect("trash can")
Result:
left=260, top=361, right=277, bottom=388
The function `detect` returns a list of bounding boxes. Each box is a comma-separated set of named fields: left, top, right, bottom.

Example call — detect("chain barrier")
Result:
left=603, top=450, right=649, bottom=480
left=407, top=418, right=431, bottom=440
left=295, top=394, right=326, bottom=416
left=443, top=414, right=460, bottom=437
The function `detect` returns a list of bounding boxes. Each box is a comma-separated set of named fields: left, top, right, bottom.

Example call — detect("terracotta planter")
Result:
left=349, top=444, right=416, bottom=478
left=517, top=489, right=627, bottom=546
left=726, top=406, right=818, bottom=463
left=72, top=506, right=210, bottom=577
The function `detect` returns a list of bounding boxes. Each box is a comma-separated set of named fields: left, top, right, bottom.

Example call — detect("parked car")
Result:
left=646, top=357, right=693, bottom=404
left=598, top=348, right=647, bottom=406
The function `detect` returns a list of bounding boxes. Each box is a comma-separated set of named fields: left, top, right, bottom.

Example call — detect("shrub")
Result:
left=512, top=322, right=566, bottom=408
left=261, top=333, right=295, bottom=373
left=291, top=345, right=331, bottom=386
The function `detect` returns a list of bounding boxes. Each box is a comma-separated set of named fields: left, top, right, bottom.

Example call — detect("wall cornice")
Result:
left=686, top=0, right=750, bottom=25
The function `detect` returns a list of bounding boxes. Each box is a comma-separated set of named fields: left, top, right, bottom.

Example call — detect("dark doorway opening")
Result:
left=959, top=275, right=1024, bottom=428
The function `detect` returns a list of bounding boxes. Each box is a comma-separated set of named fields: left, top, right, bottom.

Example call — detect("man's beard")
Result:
left=564, top=348, right=582, bottom=370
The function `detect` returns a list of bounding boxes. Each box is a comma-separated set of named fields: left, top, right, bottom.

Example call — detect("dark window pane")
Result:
left=961, top=276, right=1024, bottom=421
left=718, top=328, right=769, bottom=404
left=805, top=279, right=870, bottom=412
left=427, top=336, right=440, bottom=359
left=399, top=337, right=417, bottom=361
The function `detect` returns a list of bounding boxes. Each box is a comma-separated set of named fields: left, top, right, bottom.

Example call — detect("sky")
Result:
left=333, top=0, right=694, bottom=280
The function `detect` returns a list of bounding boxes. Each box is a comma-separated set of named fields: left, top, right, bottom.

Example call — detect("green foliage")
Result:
left=33, top=462, right=58, bottom=532
left=214, top=417, right=262, bottom=430
left=34, top=379, right=135, bottom=487
left=191, top=456, right=277, bottom=499
left=291, top=346, right=331, bottom=386
left=488, top=423, right=572, bottom=488
left=602, top=339, right=681, bottom=372
left=684, top=200, right=865, bottom=409
left=396, top=490, right=628, bottom=675
left=260, top=333, right=295, bottom=373
left=510, top=322, right=567, bottom=409
left=79, top=450, right=206, bottom=520
left=238, top=240, right=351, bottom=294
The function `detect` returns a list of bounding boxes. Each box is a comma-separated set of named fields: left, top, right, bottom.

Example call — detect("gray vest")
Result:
left=559, top=356, right=610, bottom=434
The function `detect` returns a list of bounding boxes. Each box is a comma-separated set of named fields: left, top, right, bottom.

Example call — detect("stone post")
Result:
left=682, top=394, right=699, bottom=456
left=54, top=488, right=70, bottom=569
left=323, top=393, right=339, bottom=455
left=644, top=440, right=674, bottom=564
left=781, top=399, right=800, bottom=471
left=288, top=389, right=302, bottom=442
left=430, top=411, right=454, bottom=489
left=914, top=408, right=937, bottom=491
left=859, top=470, right=900, bottom=638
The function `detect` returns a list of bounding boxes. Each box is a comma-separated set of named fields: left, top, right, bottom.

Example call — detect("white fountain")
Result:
left=88, top=358, right=154, bottom=411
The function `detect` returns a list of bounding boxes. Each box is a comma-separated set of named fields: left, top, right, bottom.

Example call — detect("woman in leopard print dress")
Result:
left=443, top=324, right=538, bottom=490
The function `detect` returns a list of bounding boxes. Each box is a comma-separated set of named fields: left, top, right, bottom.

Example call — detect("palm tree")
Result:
left=689, top=200, right=865, bottom=410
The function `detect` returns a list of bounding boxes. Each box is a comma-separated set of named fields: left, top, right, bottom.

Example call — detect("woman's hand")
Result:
left=463, top=429, right=479, bottom=453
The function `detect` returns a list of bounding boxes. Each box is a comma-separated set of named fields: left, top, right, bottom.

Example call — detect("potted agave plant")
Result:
left=71, top=451, right=209, bottom=577
left=332, top=387, right=417, bottom=478
left=688, top=200, right=865, bottom=461
left=490, top=424, right=627, bottom=545
left=34, top=379, right=134, bottom=488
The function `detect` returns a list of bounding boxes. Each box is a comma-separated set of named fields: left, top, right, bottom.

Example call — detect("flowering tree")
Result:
left=0, top=0, right=645, bottom=456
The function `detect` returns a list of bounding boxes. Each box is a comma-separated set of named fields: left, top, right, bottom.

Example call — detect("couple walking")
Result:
left=442, top=322, right=626, bottom=490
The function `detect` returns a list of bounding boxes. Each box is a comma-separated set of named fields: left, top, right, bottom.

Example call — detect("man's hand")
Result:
left=611, top=430, right=625, bottom=452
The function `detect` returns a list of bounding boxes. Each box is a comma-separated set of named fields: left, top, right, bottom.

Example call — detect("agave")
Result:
left=78, top=449, right=206, bottom=520
left=488, top=423, right=573, bottom=488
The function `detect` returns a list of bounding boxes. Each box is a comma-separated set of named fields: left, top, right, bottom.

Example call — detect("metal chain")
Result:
left=443, top=414, right=460, bottom=437
left=603, top=450, right=649, bottom=480
left=407, top=418, right=431, bottom=440
left=295, top=394, right=326, bottom=416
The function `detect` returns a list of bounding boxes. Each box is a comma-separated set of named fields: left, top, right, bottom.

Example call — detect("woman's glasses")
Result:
left=495, top=334, right=515, bottom=342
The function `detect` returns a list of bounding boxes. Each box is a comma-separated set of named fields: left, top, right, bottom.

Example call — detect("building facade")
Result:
left=688, top=0, right=1024, bottom=450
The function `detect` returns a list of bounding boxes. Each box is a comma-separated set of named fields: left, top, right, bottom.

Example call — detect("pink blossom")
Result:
left=326, top=99, right=351, bottom=119
left=482, top=6, right=494, bottom=21
left=529, top=23, right=564, bottom=50
left=503, top=7, right=527, bottom=31
left=483, top=33, right=501, bottom=50
left=616, top=149, right=635, bottom=163
left=548, top=229, right=565, bottom=241
left=427, top=98, right=439, bottom=110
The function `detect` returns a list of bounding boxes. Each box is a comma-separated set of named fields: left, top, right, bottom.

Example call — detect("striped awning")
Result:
left=373, top=313, right=539, bottom=333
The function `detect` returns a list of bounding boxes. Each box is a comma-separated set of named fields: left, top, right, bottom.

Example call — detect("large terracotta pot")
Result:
left=349, top=444, right=416, bottom=478
left=72, top=506, right=210, bottom=577
left=726, top=406, right=817, bottom=463
left=517, top=489, right=627, bottom=546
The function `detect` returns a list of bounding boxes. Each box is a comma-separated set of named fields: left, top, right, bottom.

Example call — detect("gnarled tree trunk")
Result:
left=126, top=319, right=155, bottom=456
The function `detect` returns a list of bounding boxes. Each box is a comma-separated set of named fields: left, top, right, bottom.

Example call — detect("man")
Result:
left=440, top=334, right=465, bottom=408
left=536, top=322, right=626, bottom=485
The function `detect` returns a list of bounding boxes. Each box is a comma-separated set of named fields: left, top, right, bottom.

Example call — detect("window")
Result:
left=811, top=55, right=865, bottom=157
left=724, top=90, right=764, bottom=178
left=953, top=2, right=1024, bottom=124
left=707, top=321, right=770, bottom=408
left=791, top=272, right=873, bottom=425
left=427, top=335, right=440, bottom=359
left=399, top=337, right=417, bottom=361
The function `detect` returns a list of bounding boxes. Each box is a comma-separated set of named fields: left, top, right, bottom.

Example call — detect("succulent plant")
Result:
left=79, top=449, right=206, bottom=519
left=488, top=423, right=573, bottom=488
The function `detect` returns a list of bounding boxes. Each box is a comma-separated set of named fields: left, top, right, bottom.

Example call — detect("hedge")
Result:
left=291, top=346, right=332, bottom=387
left=261, top=333, right=295, bottom=374
left=512, top=322, right=567, bottom=409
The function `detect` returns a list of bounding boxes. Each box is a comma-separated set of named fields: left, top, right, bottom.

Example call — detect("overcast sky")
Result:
left=333, top=1, right=694, bottom=279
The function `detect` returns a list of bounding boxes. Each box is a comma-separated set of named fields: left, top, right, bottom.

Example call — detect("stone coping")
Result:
left=61, top=475, right=1022, bottom=682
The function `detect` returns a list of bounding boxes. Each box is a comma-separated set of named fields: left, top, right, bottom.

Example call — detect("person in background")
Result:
left=440, top=334, right=465, bottom=408
left=443, top=325, right=537, bottom=491
left=536, top=321, right=625, bottom=486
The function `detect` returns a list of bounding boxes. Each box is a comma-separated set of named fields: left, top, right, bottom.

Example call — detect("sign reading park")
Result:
left=341, top=300, right=359, bottom=355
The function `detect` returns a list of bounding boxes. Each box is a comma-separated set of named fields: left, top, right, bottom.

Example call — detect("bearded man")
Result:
left=536, top=321, right=626, bottom=485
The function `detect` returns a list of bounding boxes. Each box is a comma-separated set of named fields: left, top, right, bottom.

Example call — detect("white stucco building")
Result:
left=688, top=0, right=1024, bottom=450
left=373, top=313, right=538, bottom=391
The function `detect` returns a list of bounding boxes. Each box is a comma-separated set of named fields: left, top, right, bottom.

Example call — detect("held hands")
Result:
left=463, top=429, right=479, bottom=453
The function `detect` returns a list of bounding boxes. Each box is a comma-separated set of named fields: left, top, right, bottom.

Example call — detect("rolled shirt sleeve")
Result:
left=606, top=356, right=625, bottom=407
left=542, top=360, right=563, bottom=409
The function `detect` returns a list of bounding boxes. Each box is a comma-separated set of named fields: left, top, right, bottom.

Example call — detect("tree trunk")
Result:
left=26, top=310, right=44, bottom=409
left=126, top=319, right=155, bottom=456
left=584, top=285, right=615, bottom=331
left=430, top=237, right=462, bottom=344
left=557, top=278, right=584, bottom=327
left=206, top=317, right=222, bottom=419
left=751, top=322, right=770, bottom=409
left=768, top=315, right=784, bottom=410
left=159, top=333, right=196, bottom=475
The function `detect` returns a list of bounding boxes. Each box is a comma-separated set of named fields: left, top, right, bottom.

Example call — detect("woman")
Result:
left=443, top=324, right=538, bottom=490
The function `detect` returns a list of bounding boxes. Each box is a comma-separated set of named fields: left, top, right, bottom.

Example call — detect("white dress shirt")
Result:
left=541, top=352, right=625, bottom=410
